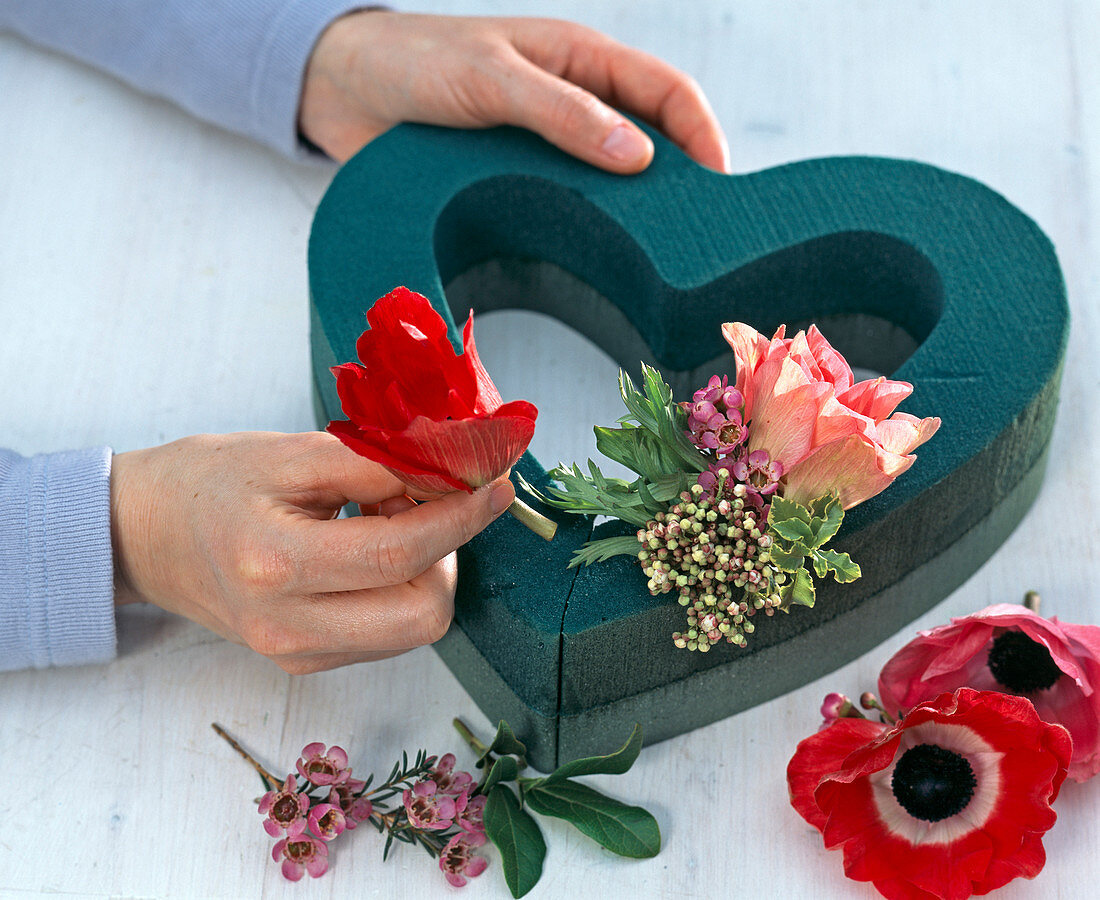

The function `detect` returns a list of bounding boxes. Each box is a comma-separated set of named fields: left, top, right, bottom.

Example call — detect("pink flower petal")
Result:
left=281, top=860, right=304, bottom=882
left=747, top=358, right=831, bottom=468
left=465, top=856, right=489, bottom=878
left=875, top=412, right=941, bottom=456
left=783, top=433, right=912, bottom=510
left=805, top=325, right=854, bottom=393
left=300, top=742, right=325, bottom=759
left=836, top=376, right=912, bottom=419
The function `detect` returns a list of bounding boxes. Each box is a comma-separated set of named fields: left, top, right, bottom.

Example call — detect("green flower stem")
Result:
left=507, top=496, right=557, bottom=541
left=1024, top=590, right=1041, bottom=614
left=453, top=718, right=491, bottom=757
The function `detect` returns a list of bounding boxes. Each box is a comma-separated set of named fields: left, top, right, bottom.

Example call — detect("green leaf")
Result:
left=533, top=462, right=652, bottom=527
left=770, top=517, right=814, bottom=544
left=812, top=547, right=862, bottom=583
left=781, top=566, right=817, bottom=608
left=568, top=535, right=642, bottom=569
left=484, top=785, right=546, bottom=898
left=542, top=723, right=644, bottom=783
left=477, top=720, right=527, bottom=769
left=481, top=754, right=521, bottom=793
left=807, top=492, right=843, bottom=547
left=768, top=543, right=806, bottom=573
left=524, top=780, right=661, bottom=858
left=769, top=494, right=812, bottom=526
left=618, top=366, right=708, bottom=474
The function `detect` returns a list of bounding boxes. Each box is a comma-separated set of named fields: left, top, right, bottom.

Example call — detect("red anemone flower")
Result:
left=878, top=603, right=1100, bottom=782
left=327, top=287, right=537, bottom=494
left=787, top=688, right=1071, bottom=900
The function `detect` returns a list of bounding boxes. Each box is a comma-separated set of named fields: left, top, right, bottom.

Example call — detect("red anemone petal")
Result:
left=357, top=288, right=477, bottom=417
left=462, top=310, right=503, bottom=414
left=787, top=718, right=887, bottom=831
left=391, top=410, right=536, bottom=489
left=325, top=419, right=470, bottom=493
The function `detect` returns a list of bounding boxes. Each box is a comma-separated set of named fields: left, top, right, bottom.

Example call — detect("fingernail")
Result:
left=601, top=123, right=649, bottom=163
left=490, top=480, right=515, bottom=516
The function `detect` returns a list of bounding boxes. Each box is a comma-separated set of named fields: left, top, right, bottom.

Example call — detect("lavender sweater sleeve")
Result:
left=0, top=448, right=116, bottom=670
left=1, top=1, right=369, bottom=670
left=0, top=0, right=366, bottom=158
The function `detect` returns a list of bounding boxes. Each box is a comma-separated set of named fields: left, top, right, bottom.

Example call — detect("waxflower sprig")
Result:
left=213, top=718, right=658, bottom=895
left=212, top=724, right=489, bottom=886
left=526, top=322, right=940, bottom=651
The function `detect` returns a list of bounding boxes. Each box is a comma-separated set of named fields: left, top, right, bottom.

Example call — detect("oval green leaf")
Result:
left=484, top=785, right=546, bottom=898
left=524, top=780, right=660, bottom=858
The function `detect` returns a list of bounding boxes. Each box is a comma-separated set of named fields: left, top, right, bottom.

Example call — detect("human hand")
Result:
left=299, top=11, right=729, bottom=174
left=110, top=431, right=514, bottom=674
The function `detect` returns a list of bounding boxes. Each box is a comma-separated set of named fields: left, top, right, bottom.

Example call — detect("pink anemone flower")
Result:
left=722, top=322, right=940, bottom=510
left=879, top=602, right=1100, bottom=781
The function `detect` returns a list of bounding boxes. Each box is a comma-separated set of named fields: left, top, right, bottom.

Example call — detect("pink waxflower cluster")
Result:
left=402, top=753, right=489, bottom=887
left=259, top=743, right=368, bottom=881
left=255, top=742, right=490, bottom=887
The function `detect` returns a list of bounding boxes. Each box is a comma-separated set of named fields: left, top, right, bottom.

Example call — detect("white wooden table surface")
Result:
left=2, top=2, right=1098, bottom=897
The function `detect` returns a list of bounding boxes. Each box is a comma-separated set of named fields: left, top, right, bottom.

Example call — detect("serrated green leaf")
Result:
left=807, top=492, right=843, bottom=547
left=484, top=785, right=546, bottom=898
left=770, top=517, right=814, bottom=543
left=769, top=494, right=813, bottom=525
left=811, top=550, right=829, bottom=578
left=543, top=724, right=644, bottom=783
left=768, top=543, right=806, bottom=572
left=524, top=781, right=660, bottom=858
left=813, top=547, right=862, bottom=583
left=481, top=754, right=521, bottom=793
left=568, top=535, right=642, bottom=569
left=781, top=566, right=817, bottom=608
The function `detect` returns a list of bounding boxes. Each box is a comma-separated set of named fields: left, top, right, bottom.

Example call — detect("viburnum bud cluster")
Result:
left=639, top=476, right=788, bottom=652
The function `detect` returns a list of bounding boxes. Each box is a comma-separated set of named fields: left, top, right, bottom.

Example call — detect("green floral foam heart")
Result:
left=309, top=123, right=1067, bottom=770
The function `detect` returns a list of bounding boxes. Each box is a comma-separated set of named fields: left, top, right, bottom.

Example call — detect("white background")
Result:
left=1, top=1, right=1098, bottom=897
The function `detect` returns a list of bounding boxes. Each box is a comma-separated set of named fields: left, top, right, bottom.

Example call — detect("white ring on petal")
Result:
left=870, top=721, right=1002, bottom=846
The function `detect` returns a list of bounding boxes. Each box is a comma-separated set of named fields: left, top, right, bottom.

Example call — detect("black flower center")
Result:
left=987, top=629, right=1063, bottom=693
left=891, top=743, right=976, bottom=822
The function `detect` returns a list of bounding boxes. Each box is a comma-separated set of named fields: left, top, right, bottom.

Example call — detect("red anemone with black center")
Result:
left=787, top=688, right=1071, bottom=900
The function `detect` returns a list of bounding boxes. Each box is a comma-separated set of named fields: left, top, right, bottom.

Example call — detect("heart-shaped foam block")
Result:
left=309, top=123, right=1068, bottom=771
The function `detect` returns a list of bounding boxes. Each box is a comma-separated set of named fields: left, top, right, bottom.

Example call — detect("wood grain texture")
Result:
left=1, top=2, right=1098, bottom=897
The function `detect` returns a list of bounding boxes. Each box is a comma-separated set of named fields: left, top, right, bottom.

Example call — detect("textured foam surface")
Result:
left=309, top=123, right=1068, bottom=770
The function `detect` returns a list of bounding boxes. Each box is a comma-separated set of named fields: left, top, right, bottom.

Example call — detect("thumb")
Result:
left=499, top=54, right=654, bottom=174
